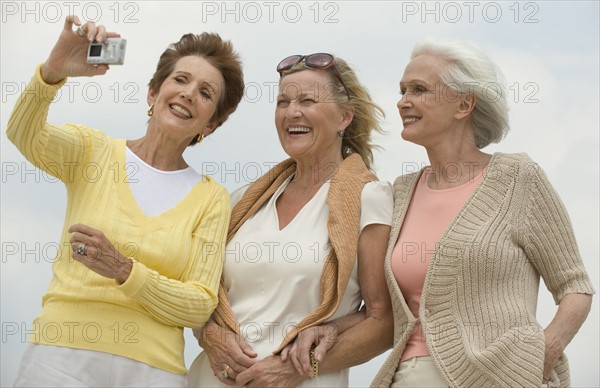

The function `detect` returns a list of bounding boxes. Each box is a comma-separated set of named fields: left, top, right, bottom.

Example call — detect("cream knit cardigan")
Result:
left=371, top=153, right=595, bottom=388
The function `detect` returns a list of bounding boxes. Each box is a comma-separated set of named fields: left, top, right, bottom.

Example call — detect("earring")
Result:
left=195, top=133, right=205, bottom=144
left=337, top=130, right=345, bottom=138
left=147, top=104, right=154, bottom=117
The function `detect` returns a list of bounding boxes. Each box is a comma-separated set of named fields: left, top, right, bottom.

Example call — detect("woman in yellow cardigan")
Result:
left=7, top=16, right=244, bottom=387
left=371, top=40, right=595, bottom=388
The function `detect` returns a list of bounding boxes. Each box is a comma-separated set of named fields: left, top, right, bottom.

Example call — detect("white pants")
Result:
left=14, top=344, right=186, bottom=387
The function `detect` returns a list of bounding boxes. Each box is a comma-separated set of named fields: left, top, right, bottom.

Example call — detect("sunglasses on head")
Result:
left=276, top=53, right=351, bottom=100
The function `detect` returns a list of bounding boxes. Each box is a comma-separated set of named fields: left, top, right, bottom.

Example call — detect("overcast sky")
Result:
left=1, top=1, right=598, bottom=387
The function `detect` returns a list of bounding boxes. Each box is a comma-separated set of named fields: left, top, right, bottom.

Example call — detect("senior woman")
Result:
left=187, top=53, right=394, bottom=387
left=7, top=16, right=244, bottom=387
left=371, top=40, right=595, bottom=388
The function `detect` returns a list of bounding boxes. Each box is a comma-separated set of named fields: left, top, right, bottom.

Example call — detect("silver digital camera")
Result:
left=87, top=38, right=127, bottom=65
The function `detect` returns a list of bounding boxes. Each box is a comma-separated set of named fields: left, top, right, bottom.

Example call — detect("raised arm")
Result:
left=6, top=16, right=119, bottom=178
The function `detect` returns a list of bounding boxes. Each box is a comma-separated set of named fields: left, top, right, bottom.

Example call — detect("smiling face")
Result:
left=397, top=53, right=467, bottom=148
left=147, top=55, right=224, bottom=144
left=275, top=69, right=353, bottom=165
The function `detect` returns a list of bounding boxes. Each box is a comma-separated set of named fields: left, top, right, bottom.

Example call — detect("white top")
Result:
left=188, top=178, right=393, bottom=387
left=125, top=147, right=202, bottom=217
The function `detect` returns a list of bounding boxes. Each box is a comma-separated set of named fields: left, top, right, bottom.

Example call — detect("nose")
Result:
left=180, top=85, right=195, bottom=103
left=397, top=93, right=412, bottom=111
left=285, top=100, right=302, bottom=119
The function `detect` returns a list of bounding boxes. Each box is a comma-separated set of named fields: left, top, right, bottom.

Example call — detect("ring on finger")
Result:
left=220, top=365, right=230, bottom=379
left=76, top=26, right=87, bottom=37
left=75, top=243, right=86, bottom=256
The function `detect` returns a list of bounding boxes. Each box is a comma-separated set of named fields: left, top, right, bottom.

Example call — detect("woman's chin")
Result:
left=400, top=128, right=417, bottom=143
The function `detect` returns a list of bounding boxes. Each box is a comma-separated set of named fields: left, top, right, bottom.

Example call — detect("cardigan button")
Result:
left=423, top=309, right=431, bottom=318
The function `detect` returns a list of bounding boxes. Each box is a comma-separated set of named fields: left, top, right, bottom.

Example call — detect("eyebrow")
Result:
left=173, top=71, right=219, bottom=94
left=400, top=79, right=429, bottom=87
left=277, top=93, right=319, bottom=103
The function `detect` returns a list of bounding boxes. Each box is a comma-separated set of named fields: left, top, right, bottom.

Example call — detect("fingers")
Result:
left=72, top=242, right=88, bottom=257
left=239, top=338, right=258, bottom=359
left=68, top=223, right=89, bottom=234
left=214, top=365, right=237, bottom=386
left=288, top=342, right=304, bottom=375
left=69, top=226, right=99, bottom=257
left=91, top=24, right=108, bottom=42
left=280, top=344, right=291, bottom=362
left=230, top=352, right=256, bottom=370
left=69, top=231, right=93, bottom=246
left=76, top=21, right=99, bottom=42
left=235, top=368, right=253, bottom=387
left=314, top=341, right=328, bottom=363
left=207, top=341, right=256, bottom=378
left=80, top=22, right=120, bottom=43
left=72, top=243, right=102, bottom=261
left=69, top=223, right=101, bottom=237
left=542, top=366, right=551, bottom=384
left=294, top=335, right=313, bottom=375
left=299, top=344, right=313, bottom=376
left=106, top=32, right=122, bottom=39
left=69, top=225, right=111, bottom=261
left=63, top=15, right=82, bottom=31
left=64, top=16, right=113, bottom=43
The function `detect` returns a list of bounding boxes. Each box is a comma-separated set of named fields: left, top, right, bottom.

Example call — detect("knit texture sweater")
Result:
left=213, top=154, right=377, bottom=353
left=6, top=66, right=230, bottom=374
left=371, top=153, right=595, bottom=388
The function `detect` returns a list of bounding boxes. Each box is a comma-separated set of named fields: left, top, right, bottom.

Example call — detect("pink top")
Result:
left=391, top=167, right=484, bottom=362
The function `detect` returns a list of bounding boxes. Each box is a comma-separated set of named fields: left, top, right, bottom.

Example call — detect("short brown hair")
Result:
left=149, top=33, right=245, bottom=145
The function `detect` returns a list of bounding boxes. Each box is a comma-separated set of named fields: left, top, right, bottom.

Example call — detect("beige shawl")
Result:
left=213, top=153, right=377, bottom=353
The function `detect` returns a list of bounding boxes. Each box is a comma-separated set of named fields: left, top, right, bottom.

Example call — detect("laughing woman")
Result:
left=188, top=53, right=394, bottom=387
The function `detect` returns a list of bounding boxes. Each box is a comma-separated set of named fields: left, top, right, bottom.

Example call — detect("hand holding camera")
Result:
left=41, top=15, right=124, bottom=84
left=87, top=38, right=127, bottom=65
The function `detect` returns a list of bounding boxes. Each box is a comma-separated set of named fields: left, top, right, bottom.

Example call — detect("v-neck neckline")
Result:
left=272, top=176, right=330, bottom=232
left=113, top=139, right=204, bottom=225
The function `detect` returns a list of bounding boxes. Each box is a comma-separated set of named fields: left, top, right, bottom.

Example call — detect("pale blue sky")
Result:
left=2, top=1, right=598, bottom=386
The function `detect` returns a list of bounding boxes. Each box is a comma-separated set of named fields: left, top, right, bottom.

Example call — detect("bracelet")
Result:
left=309, top=345, right=318, bottom=378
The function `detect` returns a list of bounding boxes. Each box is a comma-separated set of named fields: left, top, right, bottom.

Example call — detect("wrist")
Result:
left=40, top=62, right=66, bottom=85
left=198, top=321, right=220, bottom=348
left=116, top=258, right=133, bottom=284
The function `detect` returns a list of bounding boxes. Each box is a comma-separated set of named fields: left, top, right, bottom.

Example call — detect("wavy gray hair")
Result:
left=412, top=40, right=510, bottom=148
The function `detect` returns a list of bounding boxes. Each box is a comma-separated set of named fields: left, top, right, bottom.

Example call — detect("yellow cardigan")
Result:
left=6, top=66, right=230, bottom=374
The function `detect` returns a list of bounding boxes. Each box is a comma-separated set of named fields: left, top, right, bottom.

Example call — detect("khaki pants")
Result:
left=391, top=355, right=549, bottom=388
left=391, top=356, right=447, bottom=388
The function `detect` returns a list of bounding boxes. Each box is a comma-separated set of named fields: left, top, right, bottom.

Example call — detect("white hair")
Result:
left=412, top=40, right=510, bottom=148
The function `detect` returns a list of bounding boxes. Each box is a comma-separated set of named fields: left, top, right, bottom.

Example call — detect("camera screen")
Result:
left=89, top=45, right=102, bottom=57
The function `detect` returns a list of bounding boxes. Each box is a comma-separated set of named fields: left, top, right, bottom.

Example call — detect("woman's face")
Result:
left=397, top=54, right=465, bottom=148
left=147, top=55, right=224, bottom=142
left=275, top=69, right=353, bottom=165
